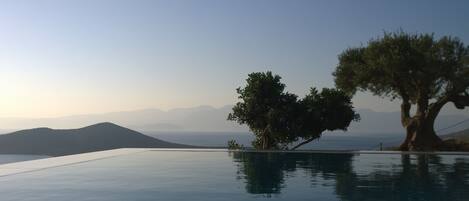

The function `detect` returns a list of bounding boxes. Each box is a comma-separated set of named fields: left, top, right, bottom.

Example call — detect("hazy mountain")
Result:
left=0, top=122, right=194, bottom=156
left=348, top=109, right=469, bottom=135
left=0, top=106, right=467, bottom=135
left=0, top=105, right=246, bottom=133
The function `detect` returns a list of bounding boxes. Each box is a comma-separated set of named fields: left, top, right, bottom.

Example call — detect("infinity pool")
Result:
left=0, top=149, right=468, bottom=201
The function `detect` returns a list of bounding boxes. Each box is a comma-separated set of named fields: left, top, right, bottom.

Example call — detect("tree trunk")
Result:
left=260, top=127, right=275, bottom=150
left=261, top=132, right=270, bottom=150
left=399, top=116, right=442, bottom=151
left=398, top=95, right=447, bottom=151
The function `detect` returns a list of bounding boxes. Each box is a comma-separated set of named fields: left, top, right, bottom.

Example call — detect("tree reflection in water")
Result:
left=230, top=152, right=469, bottom=201
left=230, top=152, right=354, bottom=195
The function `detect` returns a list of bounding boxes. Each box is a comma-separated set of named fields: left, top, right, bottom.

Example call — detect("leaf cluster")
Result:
left=334, top=31, right=469, bottom=104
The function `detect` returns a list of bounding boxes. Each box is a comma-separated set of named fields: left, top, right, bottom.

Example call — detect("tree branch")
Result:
left=427, top=96, right=450, bottom=121
left=400, top=98, right=412, bottom=127
left=451, top=95, right=469, bottom=109
left=397, top=85, right=412, bottom=127
left=290, top=136, right=320, bottom=150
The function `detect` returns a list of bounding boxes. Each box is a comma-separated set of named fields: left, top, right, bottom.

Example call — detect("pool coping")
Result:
left=0, top=148, right=149, bottom=177
left=0, top=148, right=468, bottom=177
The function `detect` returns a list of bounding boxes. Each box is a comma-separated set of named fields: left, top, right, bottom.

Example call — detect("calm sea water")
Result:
left=146, top=131, right=404, bottom=150
left=0, top=150, right=467, bottom=201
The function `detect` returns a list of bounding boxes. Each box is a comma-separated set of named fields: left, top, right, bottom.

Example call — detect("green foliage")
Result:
left=297, top=88, right=360, bottom=139
left=228, top=71, right=359, bottom=150
left=334, top=31, right=469, bottom=103
left=333, top=31, right=469, bottom=150
left=227, top=139, right=244, bottom=150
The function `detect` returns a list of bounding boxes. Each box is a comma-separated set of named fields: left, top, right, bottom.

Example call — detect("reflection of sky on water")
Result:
left=0, top=150, right=466, bottom=201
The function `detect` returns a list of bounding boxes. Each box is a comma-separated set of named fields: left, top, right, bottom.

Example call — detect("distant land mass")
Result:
left=0, top=105, right=245, bottom=133
left=0, top=122, right=194, bottom=156
left=443, top=128, right=469, bottom=142
left=0, top=122, right=466, bottom=156
left=0, top=106, right=467, bottom=135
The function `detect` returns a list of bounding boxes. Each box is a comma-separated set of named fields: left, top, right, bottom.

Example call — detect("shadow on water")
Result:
left=230, top=152, right=469, bottom=201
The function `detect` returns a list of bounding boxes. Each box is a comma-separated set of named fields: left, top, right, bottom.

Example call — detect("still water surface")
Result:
left=0, top=150, right=467, bottom=201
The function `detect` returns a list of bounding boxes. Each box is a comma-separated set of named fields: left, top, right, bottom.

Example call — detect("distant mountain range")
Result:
left=0, top=122, right=194, bottom=156
left=0, top=106, right=467, bottom=135
left=348, top=109, right=469, bottom=135
left=0, top=105, right=245, bottom=133
left=0, top=121, right=466, bottom=156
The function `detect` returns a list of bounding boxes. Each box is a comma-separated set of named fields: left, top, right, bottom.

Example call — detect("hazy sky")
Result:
left=0, top=0, right=468, bottom=118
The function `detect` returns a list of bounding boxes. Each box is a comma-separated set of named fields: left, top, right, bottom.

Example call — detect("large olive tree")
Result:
left=333, top=32, right=469, bottom=151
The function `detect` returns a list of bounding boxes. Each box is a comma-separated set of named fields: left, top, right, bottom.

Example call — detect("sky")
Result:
left=0, top=0, right=468, bottom=118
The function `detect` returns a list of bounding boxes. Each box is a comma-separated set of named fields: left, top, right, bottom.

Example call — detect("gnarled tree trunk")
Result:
left=399, top=97, right=445, bottom=151
left=258, top=127, right=277, bottom=150
left=400, top=117, right=442, bottom=151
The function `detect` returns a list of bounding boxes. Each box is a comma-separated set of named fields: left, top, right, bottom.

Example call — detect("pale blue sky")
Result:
left=0, top=0, right=468, bottom=117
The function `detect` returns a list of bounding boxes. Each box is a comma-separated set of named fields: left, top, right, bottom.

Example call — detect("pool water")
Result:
left=0, top=150, right=467, bottom=201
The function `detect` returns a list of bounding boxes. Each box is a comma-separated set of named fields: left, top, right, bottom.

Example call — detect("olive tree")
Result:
left=333, top=32, right=469, bottom=151
left=228, top=71, right=359, bottom=150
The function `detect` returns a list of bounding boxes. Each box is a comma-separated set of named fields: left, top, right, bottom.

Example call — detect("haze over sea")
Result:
left=0, top=105, right=467, bottom=150
left=147, top=131, right=408, bottom=150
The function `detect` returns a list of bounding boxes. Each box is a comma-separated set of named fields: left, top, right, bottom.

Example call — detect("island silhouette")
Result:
left=0, top=122, right=194, bottom=156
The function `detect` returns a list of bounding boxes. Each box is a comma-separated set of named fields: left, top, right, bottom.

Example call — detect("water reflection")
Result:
left=230, top=152, right=354, bottom=195
left=230, top=152, right=469, bottom=201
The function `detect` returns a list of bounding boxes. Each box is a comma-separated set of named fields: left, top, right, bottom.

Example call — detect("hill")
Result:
left=0, top=122, right=194, bottom=156
left=443, top=128, right=469, bottom=142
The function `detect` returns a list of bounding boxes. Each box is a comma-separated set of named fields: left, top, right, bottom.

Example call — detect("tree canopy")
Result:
left=228, top=71, right=359, bottom=150
left=333, top=31, right=469, bottom=150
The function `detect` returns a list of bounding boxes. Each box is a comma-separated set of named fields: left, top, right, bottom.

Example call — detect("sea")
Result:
left=145, top=131, right=405, bottom=150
